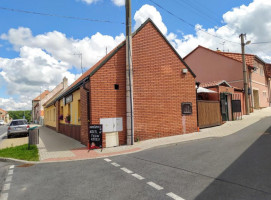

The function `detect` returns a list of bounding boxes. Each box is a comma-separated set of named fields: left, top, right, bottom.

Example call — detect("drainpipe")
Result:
left=196, top=82, right=200, bottom=132
left=83, top=78, right=91, bottom=146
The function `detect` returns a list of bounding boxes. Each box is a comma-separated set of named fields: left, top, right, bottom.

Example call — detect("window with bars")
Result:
left=181, top=102, right=192, bottom=115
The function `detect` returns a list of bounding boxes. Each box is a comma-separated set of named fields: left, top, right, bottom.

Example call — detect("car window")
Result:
left=10, top=121, right=26, bottom=126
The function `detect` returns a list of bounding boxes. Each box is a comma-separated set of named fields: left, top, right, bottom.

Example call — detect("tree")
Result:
left=8, top=110, right=31, bottom=122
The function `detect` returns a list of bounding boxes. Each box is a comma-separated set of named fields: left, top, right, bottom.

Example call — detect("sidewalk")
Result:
left=38, top=107, right=271, bottom=162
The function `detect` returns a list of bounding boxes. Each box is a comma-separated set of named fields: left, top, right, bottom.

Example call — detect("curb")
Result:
left=0, top=157, right=39, bottom=165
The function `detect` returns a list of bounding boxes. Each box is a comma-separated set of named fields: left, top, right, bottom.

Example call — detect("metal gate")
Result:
left=220, top=93, right=228, bottom=121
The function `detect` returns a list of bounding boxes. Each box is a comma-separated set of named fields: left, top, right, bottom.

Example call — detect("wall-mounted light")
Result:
left=182, top=68, right=188, bottom=74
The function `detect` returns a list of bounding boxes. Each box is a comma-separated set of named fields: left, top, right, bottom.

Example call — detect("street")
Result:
left=0, top=125, right=7, bottom=140
left=2, top=116, right=271, bottom=200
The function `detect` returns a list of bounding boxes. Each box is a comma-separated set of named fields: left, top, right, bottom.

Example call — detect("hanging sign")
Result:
left=65, top=94, right=73, bottom=104
left=89, top=124, right=103, bottom=150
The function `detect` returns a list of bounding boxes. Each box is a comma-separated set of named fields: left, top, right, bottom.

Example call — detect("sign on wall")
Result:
left=100, top=118, right=123, bottom=132
left=89, top=124, right=103, bottom=150
left=65, top=94, right=73, bottom=104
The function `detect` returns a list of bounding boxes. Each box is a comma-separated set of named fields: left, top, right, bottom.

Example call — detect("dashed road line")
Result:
left=147, top=181, right=164, bottom=190
left=131, top=173, right=145, bottom=180
left=120, top=167, right=133, bottom=174
left=166, top=192, right=185, bottom=200
left=7, top=170, right=13, bottom=175
left=5, top=176, right=12, bottom=183
left=104, top=158, right=111, bottom=162
left=3, top=183, right=10, bottom=191
left=9, top=165, right=14, bottom=169
left=0, top=192, right=8, bottom=200
left=111, top=162, right=120, bottom=167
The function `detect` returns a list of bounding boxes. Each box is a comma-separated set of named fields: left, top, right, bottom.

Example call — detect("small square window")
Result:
left=182, top=102, right=192, bottom=115
left=114, top=84, right=119, bottom=90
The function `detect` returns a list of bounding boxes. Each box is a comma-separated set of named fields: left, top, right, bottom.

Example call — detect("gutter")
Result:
left=83, top=78, right=91, bottom=146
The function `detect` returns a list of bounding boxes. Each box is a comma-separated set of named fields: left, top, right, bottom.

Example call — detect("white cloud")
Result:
left=111, top=0, right=125, bottom=6
left=0, top=28, right=125, bottom=110
left=0, top=97, right=29, bottom=111
left=79, top=0, right=100, bottom=5
left=134, top=4, right=167, bottom=35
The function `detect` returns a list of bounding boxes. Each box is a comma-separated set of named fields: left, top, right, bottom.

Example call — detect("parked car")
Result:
left=7, top=119, right=29, bottom=138
left=0, top=120, right=4, bottom=126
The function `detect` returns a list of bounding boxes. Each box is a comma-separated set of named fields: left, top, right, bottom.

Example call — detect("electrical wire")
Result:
left=148, top=0, right=240, bottom=45
left=0, top=6, right=125, bottom=24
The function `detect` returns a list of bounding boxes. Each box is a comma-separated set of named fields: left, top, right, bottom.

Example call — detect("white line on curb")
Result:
left=7, top=170, right=13, bottom=175
left=111, top=162, right=120, bottom=167
left=5, top=175, right=12, bottom=183
left=9, top=165, right=14, bottom=169
left=0, top=192, right=8, bottom=200
left=0, top=132, right=7, bottom=140
left=147, top=182, right=163, bottom=190
left=166, top=192, right=185, bottom=200
left=120, top=167, right=133, bottom=174
left=131, top=173, right=145, bottom=180
left=3, top=183, right=10, bottom=191
left=104, top=158, right=111, bottom=162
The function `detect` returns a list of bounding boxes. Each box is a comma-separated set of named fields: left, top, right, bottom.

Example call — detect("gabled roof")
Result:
left=33, top=90, right=49, bottom=101
left=184, top=45, right=255, bottom=68
left=201, top=80, right=232, bottom=88
left=218, top=52, right=255, bottom=67
left=50, top=18, right=195, bottom=104
left=0, top=108, right=7, bottom=114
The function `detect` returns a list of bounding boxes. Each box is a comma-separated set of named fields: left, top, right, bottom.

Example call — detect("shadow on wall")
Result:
left=194, top=116, right=271, bottom=200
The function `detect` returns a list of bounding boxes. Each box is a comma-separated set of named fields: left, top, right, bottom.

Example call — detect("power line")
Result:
left=0, top=6, right=125, bottom=24
left=251, top=41, right=271, bottom=44
left=148, top=0, right=239, bottom=45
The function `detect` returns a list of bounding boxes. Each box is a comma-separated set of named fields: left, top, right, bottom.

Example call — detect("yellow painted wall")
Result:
left=59, top=89, right=81, bottom=125
left=44, top=105, right=56, bottom=127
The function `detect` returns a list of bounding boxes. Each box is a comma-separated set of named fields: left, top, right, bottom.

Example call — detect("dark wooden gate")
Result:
left=59, top=123, right=81, bottom=142
left=198, top=100, right=222, bottom=128
left=220, top=93, right=228, bottom=121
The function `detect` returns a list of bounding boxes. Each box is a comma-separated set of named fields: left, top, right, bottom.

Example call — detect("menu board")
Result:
left=89, top=125, right=103, bottom=149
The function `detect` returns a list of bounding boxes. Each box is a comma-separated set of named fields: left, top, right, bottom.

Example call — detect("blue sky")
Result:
left=0, top=0, right=270, bottom=110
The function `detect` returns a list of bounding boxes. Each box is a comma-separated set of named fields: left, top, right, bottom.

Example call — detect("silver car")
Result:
left=7, top=119, right=29, bottom=138
left=0, top=120, right=4, bottom=126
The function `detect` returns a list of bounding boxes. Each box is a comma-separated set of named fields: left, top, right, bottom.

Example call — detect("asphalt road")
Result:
left=0, top=125, right=7, bottom=140
left=2, top=116, right=271, bottom=200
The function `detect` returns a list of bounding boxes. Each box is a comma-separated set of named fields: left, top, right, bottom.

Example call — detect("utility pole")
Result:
left=126, top=0, right=134, bottom=145
left=240, top=33, right=250, bottom=115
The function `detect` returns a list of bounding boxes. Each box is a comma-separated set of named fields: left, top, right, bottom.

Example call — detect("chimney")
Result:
left=63, top=77, right=68, bottom=89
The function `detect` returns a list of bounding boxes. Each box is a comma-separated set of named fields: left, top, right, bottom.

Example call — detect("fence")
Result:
left=198, top=100, right=222, bottom=128
left=59, top=123, right=81, bottom=142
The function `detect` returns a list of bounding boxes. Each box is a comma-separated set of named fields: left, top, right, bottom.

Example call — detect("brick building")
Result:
left=184, top=45, right=271, bottom=111
left=46, top=19, right=197, bottom=147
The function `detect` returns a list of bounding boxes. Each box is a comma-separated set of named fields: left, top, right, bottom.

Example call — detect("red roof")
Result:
left=33, top=90, right=50, bottom=101
left=0, top=108, right=7, bottom=114
left=201, top=80, right=231, bottom=88
left=218, top=52, right=255, bottom=67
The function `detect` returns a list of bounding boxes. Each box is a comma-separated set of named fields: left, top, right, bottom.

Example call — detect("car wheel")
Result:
left=7, top=135, right=11, bottom=139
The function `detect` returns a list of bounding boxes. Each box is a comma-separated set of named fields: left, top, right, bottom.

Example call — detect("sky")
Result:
left=0, top=0, right=270, bottom=111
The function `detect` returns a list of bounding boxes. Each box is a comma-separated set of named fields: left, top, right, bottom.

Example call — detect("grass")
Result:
left=0, top=144, right=39, bottom=161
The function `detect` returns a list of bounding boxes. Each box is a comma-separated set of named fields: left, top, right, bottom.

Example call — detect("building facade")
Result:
left=184, top=45, right=271, bottom=111
left=0, top=108, right=10, bottom=123
left=45, top=19, right=198, bottom=147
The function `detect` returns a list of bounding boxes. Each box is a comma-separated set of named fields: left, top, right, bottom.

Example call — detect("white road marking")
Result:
left=5, top=175, right=12, bottom=182
left=111, top=162, right=120, bottom=167
left=0, top=132, right=7, bottom=140
left=3, top=183, right=10, bottom=191
left=104, top=158, right=111, bottom=162
left=131, top=173, right=145, bottom=180
left=147, top=182, right=163, bottom=190
left=7, top=170, right=13, bottom=175
left=166, top=192, right=185, bottom=200
left=0, top=192, right=8, bottom=200
left=9, top=165, right=14, bottom=169
left=120, top=167, right=133, bottom=174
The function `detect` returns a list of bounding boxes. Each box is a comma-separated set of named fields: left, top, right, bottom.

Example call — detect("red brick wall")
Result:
left=90, top=46, right=127, bottom=146
left=80, top=82, right=90, bottom=145
left=132, top=22, right=197, bottom=140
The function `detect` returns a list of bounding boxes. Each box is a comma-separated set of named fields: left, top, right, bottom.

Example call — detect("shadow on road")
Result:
left=195, top=116, right=271, bottom=200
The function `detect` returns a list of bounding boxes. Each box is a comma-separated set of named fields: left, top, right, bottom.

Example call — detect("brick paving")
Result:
left=38, top=107, right=271, bottom=162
